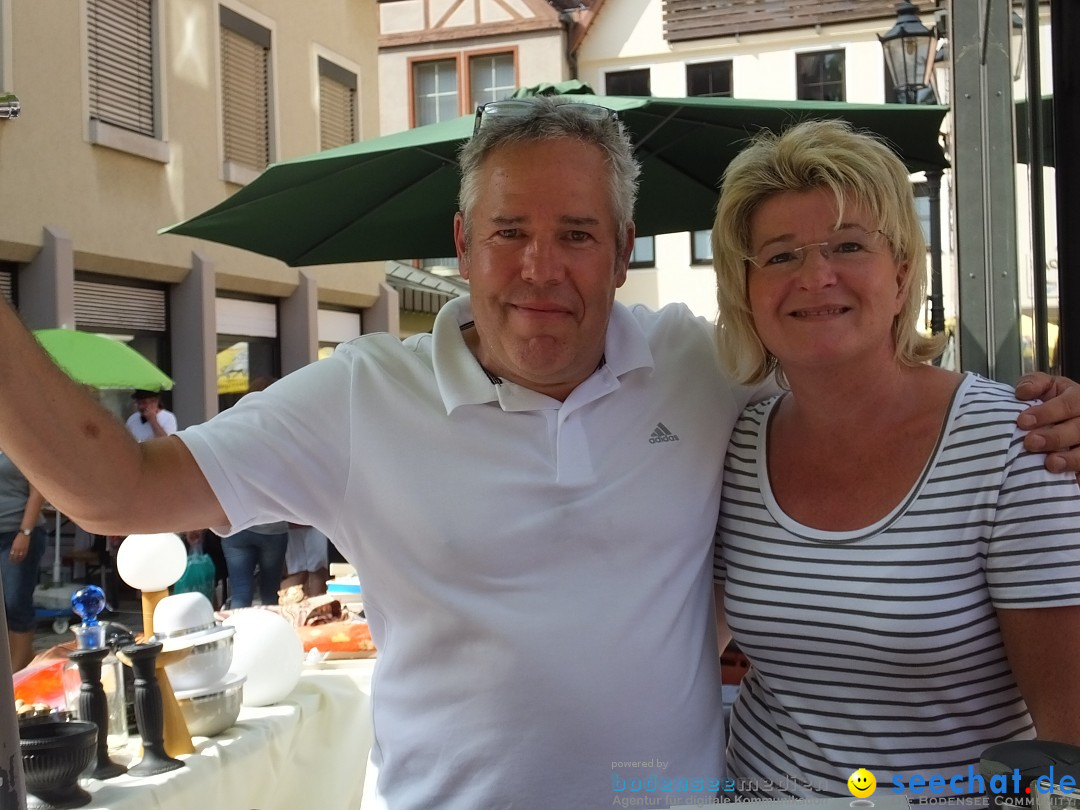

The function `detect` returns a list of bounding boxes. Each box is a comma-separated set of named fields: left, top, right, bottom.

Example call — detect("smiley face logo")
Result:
left=848, top=768, right=877, bottom=798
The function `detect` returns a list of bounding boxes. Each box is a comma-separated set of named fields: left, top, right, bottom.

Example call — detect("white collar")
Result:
left=431, top=295, right=655, bottom=414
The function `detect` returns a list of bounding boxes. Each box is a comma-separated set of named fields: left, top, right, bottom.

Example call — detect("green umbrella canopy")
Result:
left=163, top=86, right=948, bottom=266
left=34, top=329, right=174, bottom=391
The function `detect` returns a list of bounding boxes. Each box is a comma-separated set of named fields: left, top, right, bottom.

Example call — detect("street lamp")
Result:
left=879, top=2, right=938, bottom=104
left=879, top=2, right=946, bottom=337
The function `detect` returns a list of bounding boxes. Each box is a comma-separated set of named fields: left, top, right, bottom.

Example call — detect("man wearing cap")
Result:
left=125, top=389, right=177, bottom=442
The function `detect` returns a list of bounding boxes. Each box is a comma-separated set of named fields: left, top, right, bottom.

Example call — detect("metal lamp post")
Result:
left=880, top=2, right=946, bottom=337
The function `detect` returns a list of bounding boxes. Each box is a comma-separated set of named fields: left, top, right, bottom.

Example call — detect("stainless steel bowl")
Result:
left=174, top=673, right=246, bottom=737
left=163, top=629, right=235, bottom=692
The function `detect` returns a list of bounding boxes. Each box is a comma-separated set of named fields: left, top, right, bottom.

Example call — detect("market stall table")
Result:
left=76, top=659, right=375, bottom=810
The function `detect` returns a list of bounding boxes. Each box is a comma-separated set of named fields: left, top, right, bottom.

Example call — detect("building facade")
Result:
left=575, top=0, right=953, bottom=327
left=0, top=0, right=388, bottom=428
left=376, top=0, right=960, bottom=339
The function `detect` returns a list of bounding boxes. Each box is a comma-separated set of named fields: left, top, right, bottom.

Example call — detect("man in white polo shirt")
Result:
left=1, top=97, right=1080, bottom=809
left=125, top=389, right=177, bottom=442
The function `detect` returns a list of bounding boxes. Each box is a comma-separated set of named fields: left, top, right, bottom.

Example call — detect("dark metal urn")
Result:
left=19, top=719, right=97, bottom=810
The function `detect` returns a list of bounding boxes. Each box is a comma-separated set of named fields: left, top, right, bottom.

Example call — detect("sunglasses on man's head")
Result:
left=472, top=99, right=618, bottom=134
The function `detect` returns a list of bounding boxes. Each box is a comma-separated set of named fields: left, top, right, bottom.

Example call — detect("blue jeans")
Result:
left=221, top=529, right=289, bottom=608
left=1, top=526, right=47, bottom=632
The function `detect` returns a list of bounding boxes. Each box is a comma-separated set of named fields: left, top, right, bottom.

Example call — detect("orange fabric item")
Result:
left=295, top=621, right=375, bottom=656
left=12, top=659, right=68, bottom=708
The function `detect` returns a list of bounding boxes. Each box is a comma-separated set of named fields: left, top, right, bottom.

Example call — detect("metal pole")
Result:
left=927, top=168, right=946, bottom=335
left=1024, top=0, right=1048, bottom=372
left=1049, top=0, right=1077, bottom=378
left=952, top=0, right=1023, bottom=383
left=0, top=576, right=28, bottom=810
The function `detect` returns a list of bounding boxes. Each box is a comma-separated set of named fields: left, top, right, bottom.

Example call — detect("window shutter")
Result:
left=318, top=58, right=357, bottom=151
left=0, top=266, right=12, bottom=305
left=74, top=280, right=167, bottom=332
left=221, top=10, right=271, bottom=171
left=88, top=0, right=155, bottom=137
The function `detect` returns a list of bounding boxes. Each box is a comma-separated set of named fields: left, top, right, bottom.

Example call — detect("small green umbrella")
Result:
left=33, top=329, right=174, bottom=391
left=162, top=85, right=948, bottom=266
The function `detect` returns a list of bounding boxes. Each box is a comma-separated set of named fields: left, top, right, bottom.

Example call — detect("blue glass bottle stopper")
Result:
left=72, top=585, right=107, bottom=625
left=72, top=585, right=107, bottom=649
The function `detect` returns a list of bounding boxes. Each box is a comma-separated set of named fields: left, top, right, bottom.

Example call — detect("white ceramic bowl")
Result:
left=174, top=673, right=246, bottom=737
left=163, top=629, right=236, bottom=692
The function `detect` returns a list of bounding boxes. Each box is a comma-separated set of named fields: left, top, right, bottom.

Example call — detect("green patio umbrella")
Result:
left=34, top=329, right=174, bottom=391
left=163, top=84, right=948, bottom=265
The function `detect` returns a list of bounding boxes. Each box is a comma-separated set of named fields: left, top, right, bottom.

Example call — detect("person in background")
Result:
left=711, top=120, right=1080, bottom=797
left=125, top=389, right=177, bottom=442
left=221, top=521, right=289, bottom=608
left=0, top=450, right=47, bottom=671
left=2, top=98, right=1080, bottom=808
left=219, top=375, right=288, bottom=609
left=281, top=524, right=330, bottom=598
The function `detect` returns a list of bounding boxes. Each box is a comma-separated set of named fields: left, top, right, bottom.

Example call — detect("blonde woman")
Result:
left=712, top=120, right=1080, bottom=797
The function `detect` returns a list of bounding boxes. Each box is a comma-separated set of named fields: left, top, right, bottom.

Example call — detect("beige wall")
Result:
left=0, top=0, right=383, bottom=306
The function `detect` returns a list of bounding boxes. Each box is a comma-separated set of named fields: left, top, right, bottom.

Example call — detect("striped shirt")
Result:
left=714, top=373, right=1080, bottom=798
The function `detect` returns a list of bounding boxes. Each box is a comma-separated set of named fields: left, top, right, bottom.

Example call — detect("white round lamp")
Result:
left=116, top=532, right=188, bottom=636
left=114, top=531, right=194, bottom=757
left=223, top=609, right=304, bottom=707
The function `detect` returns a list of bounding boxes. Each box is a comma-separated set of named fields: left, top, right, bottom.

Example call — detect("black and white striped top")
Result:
left=714, top=373, right=1080, bottom=798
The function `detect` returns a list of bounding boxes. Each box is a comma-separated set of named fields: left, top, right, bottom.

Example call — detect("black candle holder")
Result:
left=119, top=642, right=184, bottom=777
left=66, top=647, right=126, bottom=780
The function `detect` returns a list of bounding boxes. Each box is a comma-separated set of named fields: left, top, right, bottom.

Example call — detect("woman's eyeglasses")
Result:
left=473, top=99, right=618, bottom=134
left=745, top=228, right=890, bottom=273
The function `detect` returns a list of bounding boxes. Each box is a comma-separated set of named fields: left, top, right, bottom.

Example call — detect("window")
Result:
left=606, top=69, right=650, bottom=97
left=216, top=296, right=279, bottom=412
left=0, top=0, right=9, bottom=94
left=74, top=275, right=170, bottom=424
left=0, top=261, right=14, bottom=306
left=913, top=182, right=932, bottom=244
left=687, top=61, right=732, bottom=98
left=220, top=7, right=272, bottom=175
left=88, top=0, right=155, bottom=137
left=413, top=59, right=458, bottom=126
left=687, top=61, right=731, bottom=262
left=318, top=57, right=357, bottom=150
left=411, top=51, right=516, bottom=125
left=691, top=230, right=713, bottom=265
left=469, top=53, right=514, bottom=110
left=796, top=50, right=845, bottom=101
left=217, top=337, right=278, bottom=411
left=629, top=236, right=655, bottom=268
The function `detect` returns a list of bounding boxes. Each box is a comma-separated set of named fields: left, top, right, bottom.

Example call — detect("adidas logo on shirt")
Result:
left=649, top=422, right=679, bottom=444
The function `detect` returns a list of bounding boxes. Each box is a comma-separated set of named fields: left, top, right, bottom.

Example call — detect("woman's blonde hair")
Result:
left=712, top=119, right=945, bottom=386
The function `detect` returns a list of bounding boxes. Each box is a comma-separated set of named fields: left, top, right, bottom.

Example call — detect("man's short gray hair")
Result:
left=457, top=96, right=641, bottom=254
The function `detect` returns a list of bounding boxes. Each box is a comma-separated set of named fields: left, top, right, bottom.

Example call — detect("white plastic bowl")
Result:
left=174, top=672, right=246, bottom=737
left=153, top=592, right=216, bottom=638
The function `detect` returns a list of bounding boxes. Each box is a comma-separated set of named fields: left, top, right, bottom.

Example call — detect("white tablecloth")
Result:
left=77, top=659, right=375, bottom=810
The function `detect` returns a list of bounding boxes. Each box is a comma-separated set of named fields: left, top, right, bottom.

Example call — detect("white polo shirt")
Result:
left=179, top=296, right=754, bottom=810
left=125, top=408, right=177, bottom=442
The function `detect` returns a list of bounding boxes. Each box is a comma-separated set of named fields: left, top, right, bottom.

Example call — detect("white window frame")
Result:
left=218, top=2, right=276, bottom=185
left=85, top=0, right=170, bottom=163
left=0, top=0, right=13, bottom=95
left=411, top=57, right=459, bottom=127
left=317, top=55, right=358, bottom=151
left=467, top=52, right=515, bottom=109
